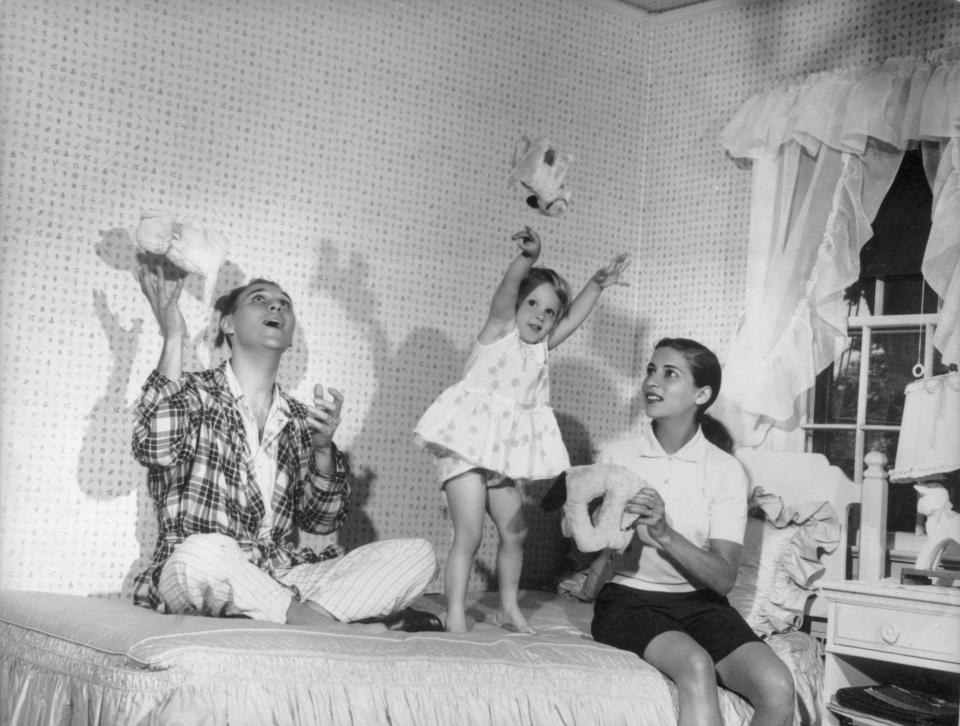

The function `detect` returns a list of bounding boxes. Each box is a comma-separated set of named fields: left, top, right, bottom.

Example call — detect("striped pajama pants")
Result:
left=157, top=533, right=437, bottom=623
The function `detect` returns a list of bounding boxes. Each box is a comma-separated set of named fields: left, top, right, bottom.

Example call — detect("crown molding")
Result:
left=579, top=0, right=770, bottom=25
left=578, top=0, right=650, bottom=22
left=648, top=0, right=767, bottom=25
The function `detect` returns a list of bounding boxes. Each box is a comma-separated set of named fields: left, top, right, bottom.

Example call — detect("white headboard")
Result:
left=735, top=449, right=861, bottom=620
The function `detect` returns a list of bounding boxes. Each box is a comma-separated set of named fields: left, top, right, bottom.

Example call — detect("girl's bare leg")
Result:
left=487, top=480, right=535, bottom=634
left=443, top=471, right=487, bottom=632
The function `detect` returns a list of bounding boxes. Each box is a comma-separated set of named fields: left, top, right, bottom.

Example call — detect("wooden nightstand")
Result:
left=819, top=579, right=960, bottom=726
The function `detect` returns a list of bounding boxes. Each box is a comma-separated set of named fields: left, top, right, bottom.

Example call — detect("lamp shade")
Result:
left=889, top=371, right=960, bottom=482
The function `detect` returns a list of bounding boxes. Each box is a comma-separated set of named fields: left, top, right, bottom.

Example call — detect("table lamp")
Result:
left=888, top=371, right=960, bottom=584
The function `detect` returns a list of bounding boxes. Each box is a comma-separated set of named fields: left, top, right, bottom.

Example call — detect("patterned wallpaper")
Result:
left=0, top=0, right=956, bottom=598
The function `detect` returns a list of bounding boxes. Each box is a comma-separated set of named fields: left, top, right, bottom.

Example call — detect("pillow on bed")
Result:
left=728, top=488, right=841, bottom=636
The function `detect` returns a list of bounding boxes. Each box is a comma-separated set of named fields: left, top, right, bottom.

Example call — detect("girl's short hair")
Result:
left=653, top=337, right=733, bottom=453
left=213, top=278, right=282, bottom=349
left=516, top=267, right=572, bottom=320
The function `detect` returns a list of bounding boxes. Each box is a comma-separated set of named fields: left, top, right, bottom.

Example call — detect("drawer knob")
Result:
left=880, top=624, right=900, bottom=644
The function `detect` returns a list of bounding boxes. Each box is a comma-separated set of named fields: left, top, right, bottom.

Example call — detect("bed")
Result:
left=0, top=451, right=859, bottom=726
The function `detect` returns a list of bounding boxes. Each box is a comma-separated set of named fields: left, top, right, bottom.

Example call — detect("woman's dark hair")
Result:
left=654, top=337, right=734, bottom=453
left=213, top=278, right=281, bottom=349
left=516, top=267, right=572, bottom=321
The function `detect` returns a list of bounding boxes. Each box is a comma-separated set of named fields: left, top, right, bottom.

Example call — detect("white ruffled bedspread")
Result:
left=1, top=589, right=821, bottom=726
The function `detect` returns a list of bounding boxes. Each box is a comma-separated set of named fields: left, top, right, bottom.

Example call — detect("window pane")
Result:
left=844, top=276, right=938, bottom=316
left=859, top=149, right=931, bottom=281
left=866, top=331, right=917, bottom=425
left=880, top=277, right=940, bottom=315
left=887, top=485, right=921, bottom=534
left=808, top=429, right=856, bottom=481
left=866, top=329, right=948, bottom=425
left=812, top=335, right=861, bottom=425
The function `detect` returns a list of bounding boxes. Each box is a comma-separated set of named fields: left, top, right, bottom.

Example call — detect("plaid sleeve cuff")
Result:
left=308, top=445, right=350, bottom=490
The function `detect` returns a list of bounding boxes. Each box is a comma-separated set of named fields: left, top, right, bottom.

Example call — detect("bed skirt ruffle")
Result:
left=1, top=589, right=816, bottom=726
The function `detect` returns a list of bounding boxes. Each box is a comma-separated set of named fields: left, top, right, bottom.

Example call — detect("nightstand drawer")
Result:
left=832, top=599, right=960, bottom=664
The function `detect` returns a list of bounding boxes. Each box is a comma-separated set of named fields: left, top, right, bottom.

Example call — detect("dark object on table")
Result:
left=834, top=684, right=958, bottom=725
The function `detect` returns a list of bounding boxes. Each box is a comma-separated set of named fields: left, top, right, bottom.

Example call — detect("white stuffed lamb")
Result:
left=561, top=464, right=651, bottom=553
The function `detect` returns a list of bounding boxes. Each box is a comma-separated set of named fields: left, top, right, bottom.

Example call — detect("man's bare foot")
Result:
left=286, top=599, right=387, bottom=633
left=494, top=607, right=536, bottom=634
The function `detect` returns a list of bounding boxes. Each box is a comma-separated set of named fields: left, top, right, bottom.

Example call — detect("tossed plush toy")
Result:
left=508, top=135, right=573, bottom=216
left=135, top=211, right=229, bottom=307
left=553, top=464, right=651, bottom=553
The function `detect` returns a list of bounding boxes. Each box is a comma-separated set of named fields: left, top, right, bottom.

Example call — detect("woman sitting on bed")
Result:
left=591, top=338, right=795, bottom=726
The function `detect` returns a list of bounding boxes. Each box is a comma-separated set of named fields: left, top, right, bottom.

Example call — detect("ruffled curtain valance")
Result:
left=716, top=50, right=960, bottom=446
left=722, top=51, right=959, bottom=157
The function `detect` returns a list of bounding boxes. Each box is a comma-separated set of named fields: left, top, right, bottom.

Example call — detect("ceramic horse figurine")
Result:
left=914, top=483, right=960, bottom=571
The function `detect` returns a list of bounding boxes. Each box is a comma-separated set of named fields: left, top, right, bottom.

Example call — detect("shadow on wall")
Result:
left=306, top=238, right=386, bottom=552
left=307, top=238, right=460, bottom=556
left=526, top=359, right=627, bottom=591
left=551, top=357, right=634, bottom=454
left=518, top=411, right=594, bottom=590
left=553, top=299, right=650, bottom=440
left=385, top=327, right=463, bottom=589
left=627, top=316, right=654, bottom=430
left=84, top=226, right=311, bottom=597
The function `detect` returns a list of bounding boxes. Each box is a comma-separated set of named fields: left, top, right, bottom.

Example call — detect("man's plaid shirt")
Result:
left=131, top=363, right=351, bottom=611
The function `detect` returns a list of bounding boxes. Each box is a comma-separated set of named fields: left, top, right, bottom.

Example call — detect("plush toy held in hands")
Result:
left=508, top=136, right=573, bottom=216
left=545, top=464, right=651, bottom=553
left=135, top=211, right=229, bottom=306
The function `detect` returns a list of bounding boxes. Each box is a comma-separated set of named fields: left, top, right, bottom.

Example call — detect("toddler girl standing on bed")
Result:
left=415, top=227, right=629, bottom=633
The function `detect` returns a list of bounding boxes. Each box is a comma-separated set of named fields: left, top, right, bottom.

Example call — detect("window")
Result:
left=802, top=150, right=958, bottom=537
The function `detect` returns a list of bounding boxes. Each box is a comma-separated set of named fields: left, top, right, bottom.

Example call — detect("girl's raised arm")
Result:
left=479, top=227, right=541, bottom=343
left=549, top=253, right=629, bottom=349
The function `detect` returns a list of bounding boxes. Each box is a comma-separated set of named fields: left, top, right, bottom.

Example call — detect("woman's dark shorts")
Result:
left=591, top=583, right=761, bottom=663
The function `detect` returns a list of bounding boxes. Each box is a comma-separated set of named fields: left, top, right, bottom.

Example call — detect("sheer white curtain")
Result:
left=717, top=51, right=960, bottom=447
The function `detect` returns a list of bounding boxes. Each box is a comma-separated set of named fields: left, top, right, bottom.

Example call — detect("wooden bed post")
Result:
left=858, top=450, right=889, bottom=581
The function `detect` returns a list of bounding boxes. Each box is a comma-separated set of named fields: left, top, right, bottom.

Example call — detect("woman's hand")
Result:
left=511, top=226, right=541, bottom=259
left=308, top=383, right=343, bottom=454
left=592, top=253, right=630, bottom=289
left=626, top=484, right=740, bottom=594
left=137, top=259, right=187, bottom=341
left=623, top=487, right=668, bottom=540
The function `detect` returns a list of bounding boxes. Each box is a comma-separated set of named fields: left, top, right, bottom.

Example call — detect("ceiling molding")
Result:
left=580, top=0, right=768, bottom=24
left=647, top=0, right=767, bottom=26
left=579, top=0, right=649, bottom=21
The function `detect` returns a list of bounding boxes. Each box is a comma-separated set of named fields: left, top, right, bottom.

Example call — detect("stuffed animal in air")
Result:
left=135, top=211, right=229, bottom=306
left=508, top=136, right=573, bottom=216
